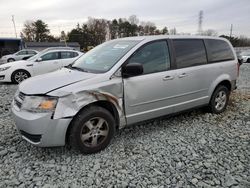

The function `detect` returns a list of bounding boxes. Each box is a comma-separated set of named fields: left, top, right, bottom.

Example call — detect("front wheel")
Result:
left=209, top=85, right=230, bottom=114
left=11, top=70, right=31, bottom=84
left=69, top=106, right=115, bottom=154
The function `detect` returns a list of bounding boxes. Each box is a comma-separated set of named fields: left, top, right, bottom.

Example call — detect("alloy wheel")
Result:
left=80, top=117, right=109, bottom=148
left=214, top=90, right=227, bottom=111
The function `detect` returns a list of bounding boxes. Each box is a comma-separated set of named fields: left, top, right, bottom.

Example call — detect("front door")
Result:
left=123, top=40, right=179, bottom=124
left=33, top=51, right=61, bottom=75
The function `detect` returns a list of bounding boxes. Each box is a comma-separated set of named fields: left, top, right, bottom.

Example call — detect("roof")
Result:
left=118, top=35, right=226, bottom=41
left=25, top=42, right=80, bottom=48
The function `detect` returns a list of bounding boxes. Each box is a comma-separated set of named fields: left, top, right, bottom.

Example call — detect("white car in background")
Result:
left=0, top=48, right=83, bottom=83
left=0, top=49, right=38, bottom=63
left=240, top=51, right=250, bottom=63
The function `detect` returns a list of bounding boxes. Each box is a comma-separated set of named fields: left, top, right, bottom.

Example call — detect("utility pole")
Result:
left=198, top=10, right=203, bottom=35
left=229, top=24, right=233, bottom=40
left=12, top=15, right=17, bottom=38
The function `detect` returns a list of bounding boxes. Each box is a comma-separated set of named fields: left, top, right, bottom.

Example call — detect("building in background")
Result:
left=0, top=38, right=25, bottom=58
left=25, top=42, right=80, bottom=51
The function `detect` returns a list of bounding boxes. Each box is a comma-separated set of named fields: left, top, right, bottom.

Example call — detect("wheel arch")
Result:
left=11, top=69, right=32, bottom=83
left=65, top=100, right=120, bottom=144
left=7, top=58, right=15, bottom=62
left=209, top=76, right=232, bottom=102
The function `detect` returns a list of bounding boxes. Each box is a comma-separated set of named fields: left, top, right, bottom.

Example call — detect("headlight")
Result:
left=0, top=66, right=11, bottom=72
left=22, top=96, right=58, bottom=113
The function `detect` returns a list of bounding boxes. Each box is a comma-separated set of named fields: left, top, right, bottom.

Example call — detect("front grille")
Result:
left=18, top=92, right=25, bottom=101
left=14, top=92, right=26, bottom=109
left=20, top=130, right=42, bottom=143
left=14, top=99, right=22, bottom=109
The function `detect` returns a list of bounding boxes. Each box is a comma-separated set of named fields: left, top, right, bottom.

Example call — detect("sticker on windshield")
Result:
left=113, top=44, right=129, bottom=49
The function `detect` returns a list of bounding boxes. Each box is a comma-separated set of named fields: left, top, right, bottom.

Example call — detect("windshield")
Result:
left=72, top=40, right=140, bottom=73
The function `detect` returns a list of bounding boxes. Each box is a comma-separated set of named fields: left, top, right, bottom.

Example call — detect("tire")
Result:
left=7, top=58, right=15, bottom=62
left=209, top=85, right=230, bottom=114
left=247, top=58, right=250, bottom=63
left=11, top=70, right=31, bottom=84
left=69, top=106, right=115, bottom=154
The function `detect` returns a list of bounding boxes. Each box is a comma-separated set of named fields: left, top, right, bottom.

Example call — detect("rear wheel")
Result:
left=247, top=58, right=250, bottom=63
left=209, top=85, right=230, bottom=114
left=11, top=70, right=30, bottom=84
left=69, top=106, right=115, bottom=154
left=7, top=58, right=15, bottom=62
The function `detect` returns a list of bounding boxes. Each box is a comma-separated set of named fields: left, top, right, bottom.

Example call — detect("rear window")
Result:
left=205, top=39, right=234, bottom=62
left=173, top=39, right=207, bottom=68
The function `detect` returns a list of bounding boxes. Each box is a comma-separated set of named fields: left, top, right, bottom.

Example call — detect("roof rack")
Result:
left=43, top=47, right=76, bottom=52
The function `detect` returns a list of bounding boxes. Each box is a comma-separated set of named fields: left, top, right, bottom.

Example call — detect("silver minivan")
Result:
left=12, top=36, right=238, bottom=154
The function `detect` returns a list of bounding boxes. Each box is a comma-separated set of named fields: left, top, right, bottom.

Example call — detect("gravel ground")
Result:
left=0, top=64, right=249, bottom=188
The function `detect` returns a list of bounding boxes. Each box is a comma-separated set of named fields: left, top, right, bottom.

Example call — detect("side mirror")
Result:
left=36, top=57, right=42, bottom=62
left=122, top=63, right=143, bottom=78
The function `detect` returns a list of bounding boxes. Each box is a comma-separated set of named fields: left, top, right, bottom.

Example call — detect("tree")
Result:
left=21, top=21, right=35, bottom=41
left=32, top=20, right=50, bottom=42
left=161, top=27, right=169, bottom=35
left=201, top=29, right=217, bottom=36
left=128, top=15, right=139, bottom=25
left=87, top=17, right=108, bottom=45
left=220, top=35, right=250, bottom=47
left=21, top=20, right=56, bottom=42
left=109, top=19, right=119, bottom=39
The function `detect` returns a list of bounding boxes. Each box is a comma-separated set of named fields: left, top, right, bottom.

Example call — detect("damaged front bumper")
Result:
left=12, top=106, right=72, bottom=147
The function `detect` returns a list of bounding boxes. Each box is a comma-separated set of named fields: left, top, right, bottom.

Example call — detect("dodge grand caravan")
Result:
left=12, top=36, right=238, bottom=154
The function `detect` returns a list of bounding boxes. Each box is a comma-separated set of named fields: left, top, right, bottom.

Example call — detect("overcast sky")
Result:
left=0, top=0, right=250, bottom=38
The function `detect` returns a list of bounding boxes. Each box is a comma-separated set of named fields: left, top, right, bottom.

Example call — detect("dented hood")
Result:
left=19, top=68, right=98, bottom=95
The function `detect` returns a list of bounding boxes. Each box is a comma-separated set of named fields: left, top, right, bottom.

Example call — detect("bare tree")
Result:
left=128, top=15, right=139, bottom=25
left=22, top=20, right=35, bottom=41
left=201, top=29, right=218, bottom=36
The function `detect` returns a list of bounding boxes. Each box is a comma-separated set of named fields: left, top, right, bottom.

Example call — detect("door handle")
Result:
left=163, top=75, right=174, bottom=81
left=178, top=73, right=187, bottom=78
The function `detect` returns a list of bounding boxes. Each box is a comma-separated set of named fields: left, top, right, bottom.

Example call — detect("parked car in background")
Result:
left=0, top=49, right=38, bottom=63
left=11, top=36, right=238, bottom=154
left=0, top=48, right=82, bottom=83
left=240, top=50, right=250, bottom=63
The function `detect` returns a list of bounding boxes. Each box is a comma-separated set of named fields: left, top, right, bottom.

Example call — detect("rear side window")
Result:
left=127, top=40, right=171, bottom=74
left=28, top=50, right=37, bottom=55
left=73, top=52, right=79, bottom=57
left=173, top=39, right=207, bottom=68
left=61, top=51, right=73, bottom=59
left=61, top=51, right=79, bottom=59
left=205, top=39, right=234, bottom=62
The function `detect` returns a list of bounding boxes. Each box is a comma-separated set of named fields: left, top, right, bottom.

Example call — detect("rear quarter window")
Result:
left=205, top=39, right=235, bottom=62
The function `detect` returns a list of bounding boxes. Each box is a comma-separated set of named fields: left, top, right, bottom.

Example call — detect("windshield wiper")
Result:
left=65, top=64, right=86, bottom=72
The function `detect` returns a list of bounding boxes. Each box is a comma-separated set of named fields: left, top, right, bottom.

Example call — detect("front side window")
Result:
left=41, top=52, right=59, bottom=61
left=173, top=39, right=207, bottom=69
left=72, top=40, right=140, bottom=73
left=127, top=41, right=170, bottom=74
left=17, top=50, right=27, bottom=55
left=205, top=39, right=235, bottom=62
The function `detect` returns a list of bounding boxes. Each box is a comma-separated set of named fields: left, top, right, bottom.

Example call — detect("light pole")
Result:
left=12, top=15, right=17, bottom=38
